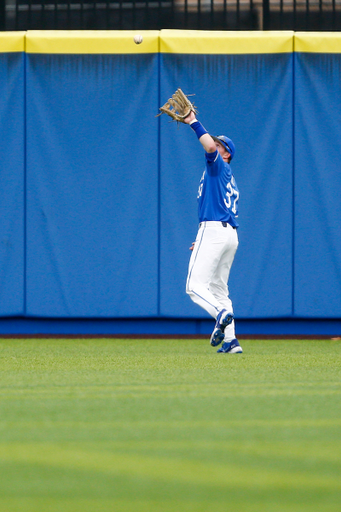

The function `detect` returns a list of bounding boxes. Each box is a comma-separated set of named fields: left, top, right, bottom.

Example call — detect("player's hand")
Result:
left=184, top=111, right=197, bottom=125
left=189, top=242, right=195, bottom=251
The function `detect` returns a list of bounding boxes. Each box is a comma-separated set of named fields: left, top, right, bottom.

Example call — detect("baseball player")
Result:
left=184, top=110, right=242, bottom=354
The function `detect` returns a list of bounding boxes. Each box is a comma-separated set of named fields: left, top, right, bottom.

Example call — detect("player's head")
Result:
left=211, top=135, right=235, bottom=162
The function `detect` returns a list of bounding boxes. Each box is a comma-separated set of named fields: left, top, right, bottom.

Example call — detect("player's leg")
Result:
left=209, top=281, right=233, bottom=316
left=186, top=224, right=226, bottom=319
left=209, top=226, right=239, bottom=344
left=209, top=225, right=238, bottom=308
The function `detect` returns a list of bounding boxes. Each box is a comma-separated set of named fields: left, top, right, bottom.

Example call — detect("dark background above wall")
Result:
left=2, top=0, right=341, bottom=32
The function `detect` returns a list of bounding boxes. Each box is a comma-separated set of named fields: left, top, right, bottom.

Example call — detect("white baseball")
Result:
left=134, top=35, right=143, bottom=45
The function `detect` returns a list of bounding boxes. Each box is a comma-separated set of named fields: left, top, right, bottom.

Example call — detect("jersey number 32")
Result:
left=224, top=182, right=239, bottom=214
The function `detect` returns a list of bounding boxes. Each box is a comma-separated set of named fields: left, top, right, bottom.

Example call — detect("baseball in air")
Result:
left=134, top=35, right=143, bottom=45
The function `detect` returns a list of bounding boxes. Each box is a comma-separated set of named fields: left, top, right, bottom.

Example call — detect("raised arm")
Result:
left=184, top=111, right=217, bottom=153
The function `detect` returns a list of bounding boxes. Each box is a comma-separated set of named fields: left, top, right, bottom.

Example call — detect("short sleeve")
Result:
left=205, top=150, right=223, bottom=176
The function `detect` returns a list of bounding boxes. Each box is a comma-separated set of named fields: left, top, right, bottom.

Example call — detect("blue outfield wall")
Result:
left=160, top=52, right=293, bottom=319
left=294, top=51, right=341, bottom=318
left=0, top=51, right=25, bottom=316
left=26, top=52, right=159, bottom=317
left=0, top=30, right=340, bottom=336
left=0, top=317, right=341, bottom=337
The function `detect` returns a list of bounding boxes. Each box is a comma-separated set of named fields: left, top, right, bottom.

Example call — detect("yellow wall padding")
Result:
left=5, top=30, right=341, bottom=55
left=160, top=30, right=294, bottom=54
left=0, top=32, right=26, bottom=53
left=295, top=32, right=341, bottom=53
left=26, top=30, right=160, bottom=54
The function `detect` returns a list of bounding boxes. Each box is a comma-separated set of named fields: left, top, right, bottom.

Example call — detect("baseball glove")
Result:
left=157, top=88, right=198, bottom=123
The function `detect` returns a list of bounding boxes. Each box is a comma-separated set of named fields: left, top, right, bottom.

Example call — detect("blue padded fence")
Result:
left=294, top=51, right=341, bottom=318
left=0, top=51, right=25, bottom=316
left=160, top=52, right=294, bottom=319
left=26, top=53, right=159, bottom=317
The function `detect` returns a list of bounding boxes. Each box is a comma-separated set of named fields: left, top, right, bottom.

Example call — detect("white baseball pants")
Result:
left=186, top=221, right=239, bottom=341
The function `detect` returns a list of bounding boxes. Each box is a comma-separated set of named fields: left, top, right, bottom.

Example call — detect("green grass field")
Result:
left=0, top=338, right=340, bottom=512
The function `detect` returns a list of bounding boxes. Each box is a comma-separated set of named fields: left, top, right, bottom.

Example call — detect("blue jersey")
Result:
left=197, top=150, right=239, bottom=227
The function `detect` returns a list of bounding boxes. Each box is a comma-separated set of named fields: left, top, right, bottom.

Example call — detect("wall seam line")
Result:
left=23, top=44, right=27, bottom=316
left=157, top=43, right=161, bottom=317
left=292, top=48, right=296, bottom=317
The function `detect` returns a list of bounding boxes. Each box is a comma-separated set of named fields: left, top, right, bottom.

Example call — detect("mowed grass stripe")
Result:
left=0, top=442, right=340, bottom=491
left=1, top=388, right=340, bottom=398
left=1, top=419, right=341, bottom=427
